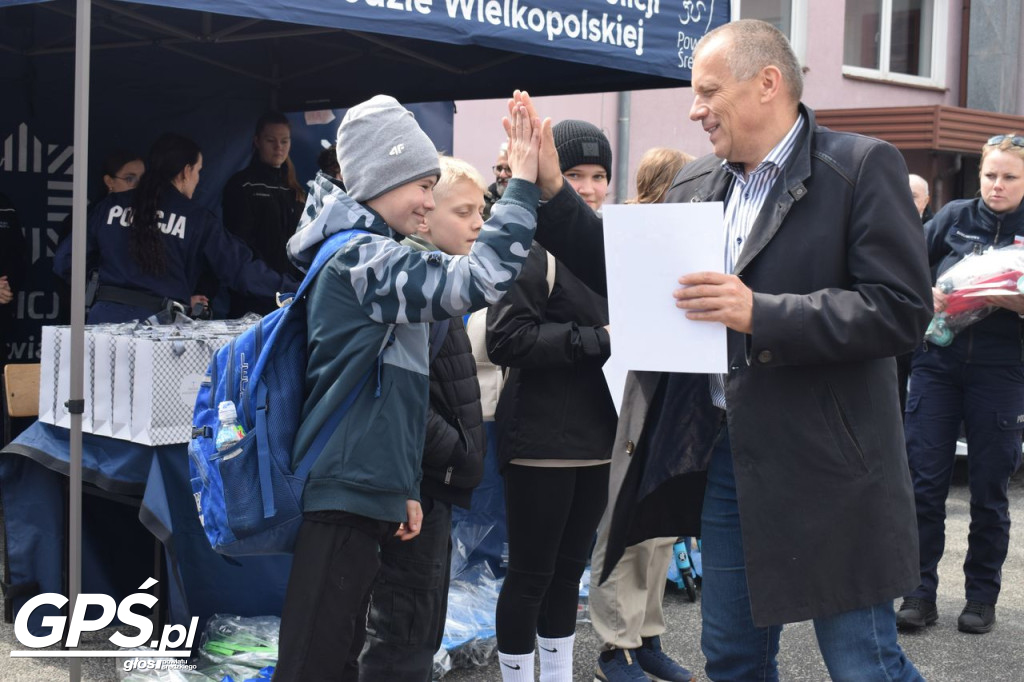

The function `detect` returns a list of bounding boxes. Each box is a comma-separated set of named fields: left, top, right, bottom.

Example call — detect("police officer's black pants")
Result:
left=904, top=361, right=1024, bottom=605
left=358, top=495, right=452, bottom=682
left=273, top=511, right=397, bottom=682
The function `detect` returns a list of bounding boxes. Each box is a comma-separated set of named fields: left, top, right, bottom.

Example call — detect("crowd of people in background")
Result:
left=2, top=16, right=1024, bottom=682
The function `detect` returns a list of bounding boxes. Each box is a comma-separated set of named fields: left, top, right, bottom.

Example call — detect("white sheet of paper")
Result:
left=602, top=203, right=728, bottom=374
left=602, top=351, right=630, bottom=415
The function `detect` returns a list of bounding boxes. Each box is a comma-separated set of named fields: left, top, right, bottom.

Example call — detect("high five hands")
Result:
left=503, top=90, right=560, bottom=198
left=502, top=97, right=543, bottom=185
left=504, top=89, right=755, bottom=333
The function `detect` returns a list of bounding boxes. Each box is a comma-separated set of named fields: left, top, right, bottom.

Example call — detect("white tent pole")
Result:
left=68, top=1, right=91, bottom=681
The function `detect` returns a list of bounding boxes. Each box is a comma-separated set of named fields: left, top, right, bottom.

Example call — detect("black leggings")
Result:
left=495, top=463, right=610, bottom=654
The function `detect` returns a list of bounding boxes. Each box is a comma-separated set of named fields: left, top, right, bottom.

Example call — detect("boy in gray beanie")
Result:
left=274, top=95, right=543, bottom=682
left=336, top=95, right=441, bottom=202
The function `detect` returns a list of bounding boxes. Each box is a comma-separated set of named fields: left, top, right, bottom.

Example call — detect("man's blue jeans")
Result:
left=700, top=427, right=924, bottom=682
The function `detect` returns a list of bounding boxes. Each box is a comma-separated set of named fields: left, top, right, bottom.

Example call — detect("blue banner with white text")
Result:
left=129, top=0, right=731, bottom=82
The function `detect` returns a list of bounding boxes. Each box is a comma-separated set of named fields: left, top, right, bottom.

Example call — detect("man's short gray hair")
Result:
left=697, top=19, right=803, bottom=103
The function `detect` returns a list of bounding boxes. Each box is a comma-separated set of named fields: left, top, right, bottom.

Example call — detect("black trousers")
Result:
left=272, top=511, right=397, bottom=682
left=495, top=463, right=610, bottom=653
left=358, top=495, right=453, bottom=682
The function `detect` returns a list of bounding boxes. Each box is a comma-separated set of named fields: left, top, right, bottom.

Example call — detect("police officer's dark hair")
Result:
left=130, top=132, right=201, bottom=276
left=94, top=149, right=142, bottom=200
left=252, top=111, right=306, bottom=204
left=101, top=149, right=142, bottom=181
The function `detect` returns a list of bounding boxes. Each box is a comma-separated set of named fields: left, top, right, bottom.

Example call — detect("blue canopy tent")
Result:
left=0, top=0, right=729, bottom=677
left=2, top=0, right=725, bottom=107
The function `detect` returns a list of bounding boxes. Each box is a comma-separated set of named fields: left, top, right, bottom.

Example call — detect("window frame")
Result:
left=841, top=0, right=949, bottom=88
left=730, top=0, right=808, bottom=64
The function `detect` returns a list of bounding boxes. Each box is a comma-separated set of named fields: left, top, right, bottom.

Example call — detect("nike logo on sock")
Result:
left=501, top=662, right=522, bottom=670
left=539, top=646, right=558, bottom=652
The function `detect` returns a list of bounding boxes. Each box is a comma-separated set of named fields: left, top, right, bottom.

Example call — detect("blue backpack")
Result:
left=188, top=229, right=370, bottom=556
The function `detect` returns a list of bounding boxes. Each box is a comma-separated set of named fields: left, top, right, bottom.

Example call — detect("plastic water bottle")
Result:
left=215, top=401, right=245, bottom=451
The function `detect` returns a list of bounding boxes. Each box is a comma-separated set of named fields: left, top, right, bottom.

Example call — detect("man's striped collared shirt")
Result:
left=710, top=114, right=805, bottom=410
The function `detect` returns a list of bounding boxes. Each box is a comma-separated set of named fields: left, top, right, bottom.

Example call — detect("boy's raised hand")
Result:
left=504, top=100, right=542, bottom=185
left=506, top=90, right=562, bottom=199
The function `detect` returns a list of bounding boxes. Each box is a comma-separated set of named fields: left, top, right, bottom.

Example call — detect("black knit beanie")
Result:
left=552, top=120, right=612, bottom=181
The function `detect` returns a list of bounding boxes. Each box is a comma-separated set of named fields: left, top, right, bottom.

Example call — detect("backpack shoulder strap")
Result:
left=293, top=321, right=394, bottom=479
left=294, top=230, right=368, bottom=301
left=545, top=250, right=556, bottom=297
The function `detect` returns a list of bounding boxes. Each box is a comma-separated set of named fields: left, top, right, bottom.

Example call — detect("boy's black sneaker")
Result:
left=957, top=601, right=995, bottom=634
left=895, top=597, right=938, bottom=630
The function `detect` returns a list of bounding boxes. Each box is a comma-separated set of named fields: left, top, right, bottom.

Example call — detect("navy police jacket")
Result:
left=54, top=187, right=299, bottom=313
left=921, top=197, right=1024, bottom=365
left=222, top=159, right=303, bottom=317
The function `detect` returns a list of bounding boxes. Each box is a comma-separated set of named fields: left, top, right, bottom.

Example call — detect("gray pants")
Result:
left=589, top=508, right=675, bottom=650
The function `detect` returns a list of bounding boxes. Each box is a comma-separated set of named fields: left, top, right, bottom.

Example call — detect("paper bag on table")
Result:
left=111, top=335, right=135, bottom=441
left=130, top=336, right=228, bottom=446
left=37, top=325, right=62, bottom=425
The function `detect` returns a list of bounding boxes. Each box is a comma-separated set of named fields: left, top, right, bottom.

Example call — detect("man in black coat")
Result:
left=511, top=18, right=933, bottom=682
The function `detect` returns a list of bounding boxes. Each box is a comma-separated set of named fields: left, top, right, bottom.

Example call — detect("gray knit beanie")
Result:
left=336, top=95, right=440, bottom=202
left=552, top=120, right=612, bottom=181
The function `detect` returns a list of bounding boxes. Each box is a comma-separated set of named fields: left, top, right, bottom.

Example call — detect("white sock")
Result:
left=537, top=634, right=575, bottom=682
left=498, top=650, right=535, bottom=682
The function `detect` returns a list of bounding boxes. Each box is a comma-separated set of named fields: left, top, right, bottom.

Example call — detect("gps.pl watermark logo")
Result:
left=10, top=578, right=199, bottom=662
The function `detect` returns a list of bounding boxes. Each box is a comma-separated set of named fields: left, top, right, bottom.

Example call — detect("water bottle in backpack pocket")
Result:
left=188, top=229, right=372, bottom=556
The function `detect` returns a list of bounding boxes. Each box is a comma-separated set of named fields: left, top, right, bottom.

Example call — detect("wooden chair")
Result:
left=2, top=363, right=40, bottom=447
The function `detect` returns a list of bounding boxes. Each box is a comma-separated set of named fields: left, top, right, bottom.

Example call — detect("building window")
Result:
left=731, top=0, right=807, bottom=62
left=843, top=0, right=947, bottom=87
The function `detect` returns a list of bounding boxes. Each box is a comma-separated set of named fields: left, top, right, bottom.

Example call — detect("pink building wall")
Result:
left=452, top=1, right=968, bottom=203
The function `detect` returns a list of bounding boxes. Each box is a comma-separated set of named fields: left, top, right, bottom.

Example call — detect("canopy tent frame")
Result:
left=0, top=2, right=729, bottom=679
left=19, top=1, right=540, bottom=101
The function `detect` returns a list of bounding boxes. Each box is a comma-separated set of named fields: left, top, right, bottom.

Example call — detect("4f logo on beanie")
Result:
left=388, top=143, right=405, bottom=156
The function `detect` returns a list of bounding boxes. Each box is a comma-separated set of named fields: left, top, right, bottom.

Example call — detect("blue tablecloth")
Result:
left=0, top=422, right=291, bottom=636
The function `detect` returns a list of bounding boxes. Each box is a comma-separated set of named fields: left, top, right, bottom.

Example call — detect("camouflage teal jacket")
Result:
left=287, top=172, right=538, bottom=522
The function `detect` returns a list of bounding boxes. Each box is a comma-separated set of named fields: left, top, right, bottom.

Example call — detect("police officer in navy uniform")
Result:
left=898, top=133, right=1024, bottom=635
left=54, top=133, right=299, bottom=324
left=220, top=112, right=305, bottom=317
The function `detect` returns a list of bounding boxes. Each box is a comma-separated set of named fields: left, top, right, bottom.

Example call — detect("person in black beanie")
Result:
left=488, top=119, right=617, bottom=681
left=552, top=119, right=612, bottom=211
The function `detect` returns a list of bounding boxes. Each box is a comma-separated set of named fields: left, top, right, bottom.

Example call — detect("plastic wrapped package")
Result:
left=924, top=244, right=1024, bottom=346
left=207, top=664, right=274, bottom=681
left=449, top=521, right=495, bottom=580
left=442, top=562, right=502, bottom=673
left=198, top=615, right=280, bottom=669
left=432, top=645, right=453, bottom=680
